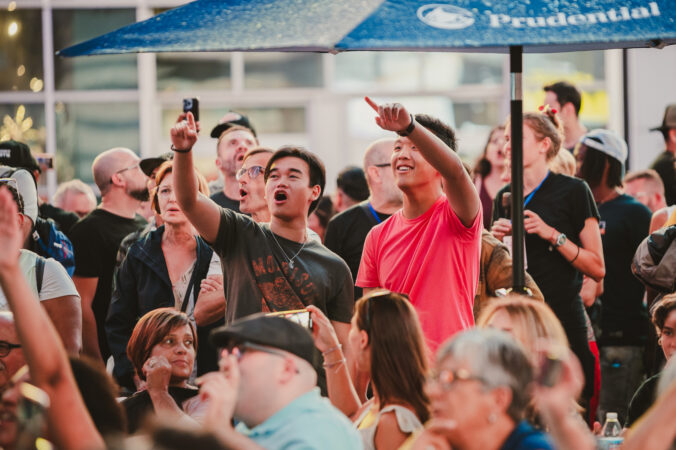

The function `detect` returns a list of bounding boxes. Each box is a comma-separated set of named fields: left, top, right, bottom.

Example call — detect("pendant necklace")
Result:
left=270, top=230, right=307, bottom=269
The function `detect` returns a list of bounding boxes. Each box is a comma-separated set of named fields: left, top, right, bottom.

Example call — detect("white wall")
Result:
left=627, top=45, right=676, bottom=172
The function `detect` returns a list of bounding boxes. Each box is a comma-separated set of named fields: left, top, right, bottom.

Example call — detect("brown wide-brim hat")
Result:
left=650, top=103, right=676, bottom=132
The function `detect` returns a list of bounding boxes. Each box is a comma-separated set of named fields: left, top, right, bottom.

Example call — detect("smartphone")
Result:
left=182, top=97, right=199, bottom=122
left=268, top=309, right=313, bottom=330
left=35, top=154, right=54, bottom=170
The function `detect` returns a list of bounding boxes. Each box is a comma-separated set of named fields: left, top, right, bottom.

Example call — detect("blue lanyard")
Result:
left=367, top=202, right=382, bottom=224
left=523, top=171, right=549, bottom=208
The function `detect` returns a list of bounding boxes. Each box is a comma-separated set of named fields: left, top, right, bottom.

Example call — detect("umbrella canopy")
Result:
left=58, top=0, right=676, bottom=57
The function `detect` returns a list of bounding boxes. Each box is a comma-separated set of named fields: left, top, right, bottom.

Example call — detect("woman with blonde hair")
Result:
left=477, top=295, right=569, bottom=360
left=490, top=106, right=605, bottom=412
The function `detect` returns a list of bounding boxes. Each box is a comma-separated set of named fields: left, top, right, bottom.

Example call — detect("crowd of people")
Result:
left=0, top=82, right=674, bottom=450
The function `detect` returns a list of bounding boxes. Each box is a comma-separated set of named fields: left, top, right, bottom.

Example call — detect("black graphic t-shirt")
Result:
left=212, top=208, right=354, bottom=324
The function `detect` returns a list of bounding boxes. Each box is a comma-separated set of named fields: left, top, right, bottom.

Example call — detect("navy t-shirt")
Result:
left=597, top=194, right=652, bottom=346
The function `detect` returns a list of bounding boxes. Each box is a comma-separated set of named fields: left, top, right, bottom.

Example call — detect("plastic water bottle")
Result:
left=598, top=412, right=623, bottom=450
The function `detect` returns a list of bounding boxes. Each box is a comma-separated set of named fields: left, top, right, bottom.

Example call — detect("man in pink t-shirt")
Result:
left=357, top=98, right=482, bottom=352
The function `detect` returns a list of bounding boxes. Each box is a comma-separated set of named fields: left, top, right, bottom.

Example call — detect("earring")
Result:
left=488, top=412, right=497, bottom=424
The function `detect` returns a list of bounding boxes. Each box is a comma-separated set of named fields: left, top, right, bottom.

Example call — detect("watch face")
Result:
left=557, top=234, right=567, bottom=246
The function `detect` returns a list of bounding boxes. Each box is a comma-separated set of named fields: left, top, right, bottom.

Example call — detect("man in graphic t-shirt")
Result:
left=170, top=112, right=353, bottom=354
left=70, top=147, right=148, bottom=362
left=356, top=98, right=482, bottom=352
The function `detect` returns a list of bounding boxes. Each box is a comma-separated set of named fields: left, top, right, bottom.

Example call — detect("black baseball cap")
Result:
left=139, top=152, right=173, bottom=177
left=210, top=111, right=257, bottom=139
left=210, top=313, right=317, bottom=369
left=0, top=140, right=41, bottom=173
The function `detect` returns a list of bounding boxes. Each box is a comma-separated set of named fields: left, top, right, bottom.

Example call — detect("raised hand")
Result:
left=491, top=218, right=513, bottom=242
left=306, top=305, right=340, bottom=354
left=365, top=96, right=412, bottom=133
left=170, top=111, right=198, bottom=152
left=0, top=187, right=23, bottom=274
left=524, top=210, right=555, bottom=241
left=143, top=355, right=172, bottom=394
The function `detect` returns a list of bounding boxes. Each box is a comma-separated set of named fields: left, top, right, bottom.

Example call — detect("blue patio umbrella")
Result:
left=59, top=0, right=676, bottom=291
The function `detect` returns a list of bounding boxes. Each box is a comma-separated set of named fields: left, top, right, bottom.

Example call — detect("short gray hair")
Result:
left=53, top=179, right=97, bottom=209
left=436, top=328, right=533, bottom=422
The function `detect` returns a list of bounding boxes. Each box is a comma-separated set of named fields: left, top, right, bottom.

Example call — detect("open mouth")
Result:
left=240, top=188, right=248, bottom=198
left=274, top=191, right=288, bottom=202
left=396, top=164, right=413, bottom=173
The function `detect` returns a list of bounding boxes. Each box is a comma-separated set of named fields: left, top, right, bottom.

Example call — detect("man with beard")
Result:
left=70, top=147, right=148, bottom=363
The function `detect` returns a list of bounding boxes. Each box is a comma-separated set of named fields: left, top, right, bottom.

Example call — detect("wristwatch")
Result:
left=553, top=233, right=567, bottom=248
left=396, top=114, right=416, bottom=137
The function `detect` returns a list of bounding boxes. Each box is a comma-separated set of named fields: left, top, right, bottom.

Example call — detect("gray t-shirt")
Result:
left=212, top=208, right=354, bottom=324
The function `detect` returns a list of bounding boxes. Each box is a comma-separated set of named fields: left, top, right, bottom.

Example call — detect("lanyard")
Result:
left=367, top=202, right=382, bottom=224
left=523, top=171, right=549, bottom=208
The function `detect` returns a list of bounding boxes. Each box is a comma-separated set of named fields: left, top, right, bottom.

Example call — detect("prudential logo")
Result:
left=417, top=4, right=475, bottom=30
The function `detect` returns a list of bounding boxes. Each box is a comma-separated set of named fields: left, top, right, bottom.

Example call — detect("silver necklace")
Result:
left=270, top=230, right=307, bottom=269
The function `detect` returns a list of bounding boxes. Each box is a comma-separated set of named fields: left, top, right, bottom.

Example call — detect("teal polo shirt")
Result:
left=236, top=388, right=363, bottom=449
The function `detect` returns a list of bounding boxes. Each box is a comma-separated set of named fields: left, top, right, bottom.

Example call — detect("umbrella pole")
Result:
left=510, top=46, right=526, bottom=293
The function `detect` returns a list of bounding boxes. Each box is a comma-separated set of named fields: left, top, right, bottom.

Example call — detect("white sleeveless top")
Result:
left=355, top=404, right=423, bottom=450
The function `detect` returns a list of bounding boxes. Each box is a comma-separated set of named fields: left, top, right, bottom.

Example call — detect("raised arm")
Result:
left=307, top=306, right=361, bottom=417
left=365, top=97, right=480, bottom=227
left=73, top=275, right=102, bottom=362
left=0, top=187, right=103, bottom=450
left=170, top=112, right=222, bottom=244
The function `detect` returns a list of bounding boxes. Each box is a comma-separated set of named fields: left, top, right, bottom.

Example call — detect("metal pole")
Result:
left=510, top=46, right=526, bottom=292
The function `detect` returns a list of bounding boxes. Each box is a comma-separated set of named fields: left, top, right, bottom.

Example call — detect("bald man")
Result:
left=70, top=147, right=148, bottom=363
left=324, top=138, right=402, bottom=299
left=0, top=313, right=25, bottom=390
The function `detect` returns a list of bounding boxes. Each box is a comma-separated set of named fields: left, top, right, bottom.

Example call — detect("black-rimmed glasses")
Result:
left=0, top=340, right=21, bottom=357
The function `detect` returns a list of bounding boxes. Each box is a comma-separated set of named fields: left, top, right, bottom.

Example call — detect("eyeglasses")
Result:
left=225, top=341, right=289, bottom=361
left=110, top=162, right=140, bottom=184
left=236, top=165, right=264, bottom=181
left=0, top=340, right=21, bottom=357
left=426, top=368, right=485, bottom=390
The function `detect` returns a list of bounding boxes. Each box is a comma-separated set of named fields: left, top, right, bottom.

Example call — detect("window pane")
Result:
left=334, top=53, right=419, bottom=91
left=334, top=52, right=504, bottom=91
left=524, top=51, right=608, bottom=128
left=244, top=53, right=322, bottom=88
left=0, top=103, right=45, bottom=151
left=0, top=9, right=43, bottom=91
left=53, top=9, right=137, bottom=90
left=157, top=53, right=231, bottom=91
left=55, top=102, right=139, bottom=184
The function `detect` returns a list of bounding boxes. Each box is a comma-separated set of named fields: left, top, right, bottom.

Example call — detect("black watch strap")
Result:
left=396, top=114, right=415, bottom=137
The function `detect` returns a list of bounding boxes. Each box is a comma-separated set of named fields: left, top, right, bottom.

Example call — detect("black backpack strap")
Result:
left=35, top=256, right=45, bottom=294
